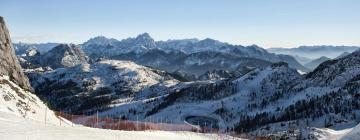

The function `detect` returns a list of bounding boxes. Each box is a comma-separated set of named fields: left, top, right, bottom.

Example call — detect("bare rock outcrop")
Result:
left=0, top=16, right=31, bottom=90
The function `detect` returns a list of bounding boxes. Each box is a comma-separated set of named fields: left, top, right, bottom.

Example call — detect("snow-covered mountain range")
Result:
left=2, top=17, right=360, bottom=139
left=80, top=34, right=309, bottom=75
left=27, top=37, right=360, bottom=139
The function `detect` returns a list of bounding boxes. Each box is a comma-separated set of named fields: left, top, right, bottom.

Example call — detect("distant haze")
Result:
left=268, top=46, right=359, bottom=59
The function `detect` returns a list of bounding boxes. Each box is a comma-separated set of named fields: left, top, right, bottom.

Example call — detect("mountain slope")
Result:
left=304, top=56, right=331, bottom=70
left=21, top=44, right=89, bottom=70
left=38, top=44, right=89, bottom=69
left=336, top=52, right=351, bottom=59
left=0, top=75, right=60, bottom=124
left=232, top=50, right=360, bottom=135
left=340, top=124, right=360, bottom=140
left=28, top=60, right=179, bottom=114
left=306, top=49, right=360, bottom=87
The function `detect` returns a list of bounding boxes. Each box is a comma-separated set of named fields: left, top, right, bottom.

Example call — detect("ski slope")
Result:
left=339, top=124, right=360, bottom=140
left=0, top=111, right=241, bottom=140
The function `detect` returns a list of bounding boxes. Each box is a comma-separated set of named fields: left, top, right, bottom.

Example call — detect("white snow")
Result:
left=0, top=111, right=241, bottom=140
left=0, top=75, right=60, bottom=125
left=0, top=74, right=241, bottom=140
left=340, top=124, right=360, bottom=140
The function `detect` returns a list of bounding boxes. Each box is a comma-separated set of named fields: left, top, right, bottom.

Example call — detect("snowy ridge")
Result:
left=29, top=60, right=179, bottom=114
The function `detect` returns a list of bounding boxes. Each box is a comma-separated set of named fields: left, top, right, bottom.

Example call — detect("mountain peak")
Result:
left=199, top=38, right=218, bottom=43
left=39, top=43, right=89, bottom=69
left=91, top=36, right=109, bottom=40
left=134, top=33, right=155, bottom=48
left=196, top=38, right=223, bottom=47
left=136, top=32, right=152, bottom=39
left=83, top=36, right=118, bottom=46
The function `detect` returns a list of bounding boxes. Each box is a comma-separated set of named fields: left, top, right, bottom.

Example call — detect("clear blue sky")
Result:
left=1, top=0, right=359, bottom=48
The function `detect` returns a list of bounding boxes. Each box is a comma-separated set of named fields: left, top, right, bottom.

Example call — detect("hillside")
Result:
left=28, top=60, right=180, bottom=114
left=304, top=56, right=331, bottom=70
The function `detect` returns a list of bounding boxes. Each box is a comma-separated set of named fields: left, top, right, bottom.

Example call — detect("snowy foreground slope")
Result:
left=0, top=111, right=238, bottom=140
left=0, top=74, right=60, bottom=125
left=341, top=124, right=360, bottom=140
left=307, top=123, right=360, bottom=140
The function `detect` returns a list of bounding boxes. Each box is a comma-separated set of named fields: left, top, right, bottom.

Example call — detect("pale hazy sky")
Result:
left=1, top=0, right=359, bottom=48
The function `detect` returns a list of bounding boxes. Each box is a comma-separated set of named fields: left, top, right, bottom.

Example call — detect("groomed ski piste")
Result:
left=0, top=111, right=245, bottom=140
left=1, top=110, right=360, bottom=140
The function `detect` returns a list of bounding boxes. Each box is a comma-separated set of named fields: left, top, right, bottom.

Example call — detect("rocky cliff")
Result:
left=0, top=16, right=31, bottom=90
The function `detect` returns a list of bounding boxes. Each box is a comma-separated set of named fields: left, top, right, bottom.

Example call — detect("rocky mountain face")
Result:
left=39, top=44, right=89, bottom=69
left=20, top=44, right=89, bottom=70
left=0, top=17, right=31, bottom=90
